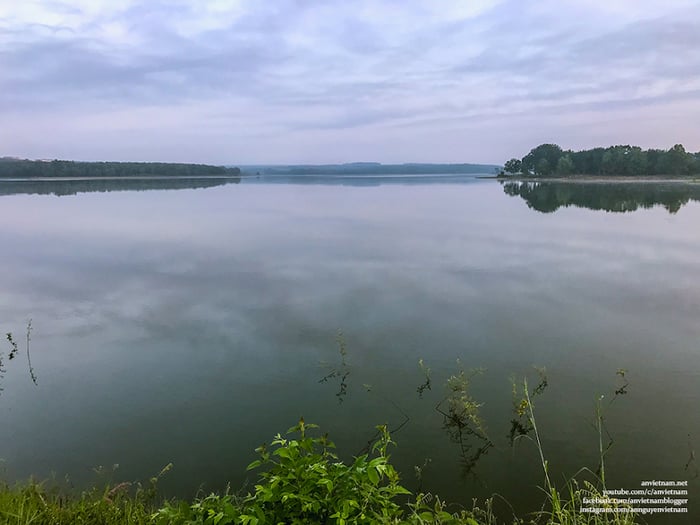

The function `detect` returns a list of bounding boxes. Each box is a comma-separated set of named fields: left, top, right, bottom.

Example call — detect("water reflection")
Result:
left=0, top=177, right=240, bottom=197
left=242, top=173, right=487, bottom=186
left=502, top=180, right=700, bottom=213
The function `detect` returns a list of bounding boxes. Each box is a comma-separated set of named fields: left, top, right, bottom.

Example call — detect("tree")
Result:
left=665, top=144, right=691, bottom=175
left=536, top=158, right=551, bottom=176
left=627, top=147, right=648, bottom=175
left=504, top=158, right=522, bottom=174
left=556, top=155, right=574, bottom=175
left=521, top=144, right=563, bottom=176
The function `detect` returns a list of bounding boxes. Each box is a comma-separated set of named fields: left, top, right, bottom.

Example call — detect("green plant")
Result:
left=435, top=363, right=492, bottom=476
left=0, top=479, right=159, bottom=525
left=153, top=419, right=415, bottom=525
left=405, top=492, right=501, bottom=525
left=242, top=417, right=411, bottom=524
left=416, top=359, right=432, bottom=398
left=153, top=490, right=243, bottom=525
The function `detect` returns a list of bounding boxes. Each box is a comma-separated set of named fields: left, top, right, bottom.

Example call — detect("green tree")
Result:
left=627, top=147, right=648, bottom=175
left=536, top=158, right=551, bottom=176
left=556, top=155, right=574, bottom=175
left=521, top=144, right=563, bottom=176
left=665, top=144, right=691, bottom=175
left=504, top=158, right=522, bottom=174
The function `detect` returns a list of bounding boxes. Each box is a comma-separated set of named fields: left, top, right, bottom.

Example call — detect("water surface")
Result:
left=0, top=176, right=698, bottom=522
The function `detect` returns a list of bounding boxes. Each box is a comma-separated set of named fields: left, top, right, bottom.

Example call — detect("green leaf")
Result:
left=368, top=457, right=385, bottom=469
left=367, top=467, right=380, bottom=485
left=317, top=478, right=333, bottom=492
left=274, top=448, right=292, bottom=459
left=246, top=460, right=261, bottom=471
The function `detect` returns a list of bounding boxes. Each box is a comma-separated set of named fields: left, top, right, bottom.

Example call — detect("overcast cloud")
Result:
left=1, top=0, right=699, bottom=164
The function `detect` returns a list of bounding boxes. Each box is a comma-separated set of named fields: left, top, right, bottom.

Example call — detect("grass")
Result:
left=515, top=379, right=637, bottom=525
left=0, top=481, right=156, bottom=525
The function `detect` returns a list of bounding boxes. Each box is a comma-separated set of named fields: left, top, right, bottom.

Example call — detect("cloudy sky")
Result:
left=1, top=0, right=699, bottom=164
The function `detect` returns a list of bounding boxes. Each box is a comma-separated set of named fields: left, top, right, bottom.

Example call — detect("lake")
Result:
left=1, top=176, right=699, bottom=522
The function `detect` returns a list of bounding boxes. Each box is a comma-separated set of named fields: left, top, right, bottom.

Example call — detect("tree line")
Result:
left=501, top=143, right=700, bottom=177
left=0, top=158, right=241, bottom=179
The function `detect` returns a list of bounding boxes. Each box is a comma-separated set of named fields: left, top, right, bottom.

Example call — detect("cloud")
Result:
left=0, top=0, right=698, bottom=163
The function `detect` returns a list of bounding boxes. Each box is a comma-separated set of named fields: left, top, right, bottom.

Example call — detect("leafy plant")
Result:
left=242, top=418, right=411, bottom=524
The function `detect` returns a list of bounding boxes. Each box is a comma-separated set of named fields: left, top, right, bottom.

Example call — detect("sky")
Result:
left=1, top=0, right=699, bottom=165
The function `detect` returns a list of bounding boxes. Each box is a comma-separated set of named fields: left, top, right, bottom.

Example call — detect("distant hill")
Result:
left=0, top=158, right=241, bottom=179
left=239, top=163, right=500, bottom=176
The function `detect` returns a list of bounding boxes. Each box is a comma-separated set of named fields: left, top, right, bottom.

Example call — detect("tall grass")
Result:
left=0, top=481, right=155, bottom=525
left=514, top=378, right=637, bottom=525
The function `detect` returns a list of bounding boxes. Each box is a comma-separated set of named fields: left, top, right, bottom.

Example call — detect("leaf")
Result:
left=368, top=457, right=385, bottom=469
left=367, top=467, right=380, bottom=485
left=246, top=460, right=261, bottom=471
left=274, top=448, right=292, bottom=459
left=317, top=478, right=333, bottom=492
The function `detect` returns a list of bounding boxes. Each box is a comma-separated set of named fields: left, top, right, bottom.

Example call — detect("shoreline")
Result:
left=481, top=175, right=700, bottom=184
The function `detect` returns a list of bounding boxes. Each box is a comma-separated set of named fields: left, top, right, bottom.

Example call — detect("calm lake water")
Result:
left=1, top=176, right=699, bottom=522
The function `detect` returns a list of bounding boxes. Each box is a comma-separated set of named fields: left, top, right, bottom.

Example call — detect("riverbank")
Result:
left=481, top=175, right=700, bottom=183
left=0, top=420, right=642, bottom=525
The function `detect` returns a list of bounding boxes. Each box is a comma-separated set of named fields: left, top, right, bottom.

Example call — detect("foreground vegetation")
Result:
left=0, top=330, right=644, bottom=524
left=1, top=394, right=640, bottom=525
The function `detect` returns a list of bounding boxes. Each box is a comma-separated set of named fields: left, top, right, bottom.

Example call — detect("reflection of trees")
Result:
left=502, top=181, right=700, bottom=214
left=0, top=177, right=239, bottom=197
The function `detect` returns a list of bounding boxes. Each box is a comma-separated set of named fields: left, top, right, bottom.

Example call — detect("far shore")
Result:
left=480, top=175, right=700, bottom=183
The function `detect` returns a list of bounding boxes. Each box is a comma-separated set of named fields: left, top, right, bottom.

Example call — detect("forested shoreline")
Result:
left=0, top=158, right=241, bottom=178
left=501, top=143, right=700, bottom=177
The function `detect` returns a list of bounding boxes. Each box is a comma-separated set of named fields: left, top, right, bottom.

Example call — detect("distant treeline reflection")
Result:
left=502, top=181, right=700, bottom=213
left=0, top=177, right=240, bottom=197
